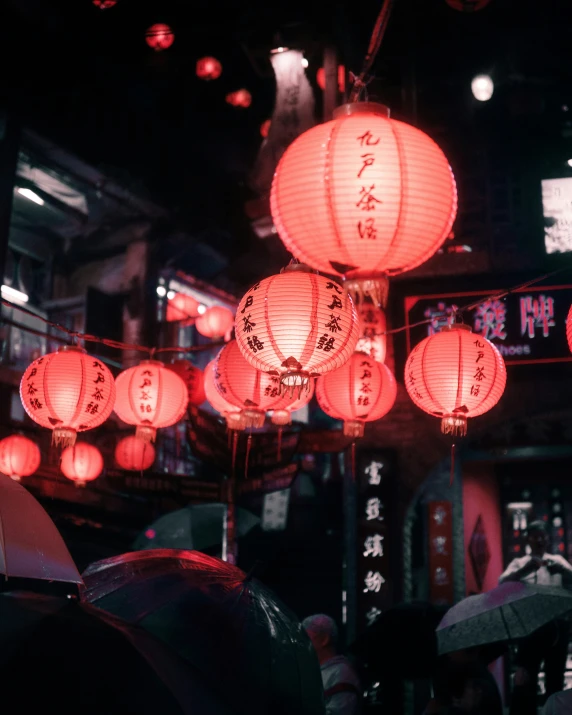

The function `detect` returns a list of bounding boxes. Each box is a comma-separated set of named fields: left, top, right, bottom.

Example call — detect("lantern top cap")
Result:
left=280, top=261, right=316, bottom=275
left=333, top=102, right=390, bottom=119
left=57, top=345, right=87, bottom=354
left=440, top=323, right=472, bottom=333
left=139, top=359, right=164, bottom=367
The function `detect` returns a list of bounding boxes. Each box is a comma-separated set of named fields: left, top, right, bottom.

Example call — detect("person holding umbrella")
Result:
left=499, top=520, right=572, bottom=715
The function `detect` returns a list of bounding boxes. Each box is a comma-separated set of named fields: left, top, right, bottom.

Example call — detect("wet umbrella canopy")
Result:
left=82, top=549, right=325, bottom=715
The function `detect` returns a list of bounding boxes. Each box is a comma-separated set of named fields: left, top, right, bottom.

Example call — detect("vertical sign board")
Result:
left=356, top=451, right=394, bottom=634
left=428, top=501, right=454, bottom=605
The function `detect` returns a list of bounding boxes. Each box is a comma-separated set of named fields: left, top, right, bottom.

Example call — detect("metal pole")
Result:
left=0, top=111, right=20, bottom=291
left=341, top=449, right=358, bottom=646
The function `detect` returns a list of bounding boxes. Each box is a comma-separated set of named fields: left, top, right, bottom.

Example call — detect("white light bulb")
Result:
left=301, top=58, right=308, bottom=69
left=1, top=285, right=29, bottom=303
left=471, top=74, right=494, bottom=102
left=17, top=187, right=44, bottom=206
left=197, top=304, right=207, bottom=315
left=156, top=286, right=167, bottom=297
left=567, top=159, right=572, bottom=168
left=166, top=290, right=175, bottom=300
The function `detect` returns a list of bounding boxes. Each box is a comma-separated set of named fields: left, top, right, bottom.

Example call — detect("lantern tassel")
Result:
left=245, top=433, right=252, bottom=479
left=450, top=442, right=456, bottom=487
left=136, top=425, right=157, bottom=444
left=52, top=428, right=77, bottom=450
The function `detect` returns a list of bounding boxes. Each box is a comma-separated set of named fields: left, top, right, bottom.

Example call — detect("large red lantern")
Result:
left=356, top=304, right=387, bottom=363
left=60, top=443, right=103, bottom=487
left=404, top=324, right=506, bottom=436
left=214, top=341, right=295, bottom=429
left=203, top=359, right=245, bottom=430
left=115, top=436, right=155, bottom=471
left=20, top=347, right=116, bottom=448
left=195, top=305, right=234, bottom=341
left=271, top=379, right=315, bottom=426
left=0, top=435, right=41, bottom=481
left=270, top=103, right=457, bottom=304
left=114, top=361, right=188, bottom=442
left=235, top=263, right=360, bottom=391
left=145, top=24, right=175, bottom=51
left=166, top=293, right=200, bottom=322
left=446, top=0, right=492, bottom=10
left=196, top=56, right=222, bottom=80
left=226, top=89, right=252, bottom=108
left=316, top=353, right=397, bottom=438
left=167, top=360, right=206, bottom=406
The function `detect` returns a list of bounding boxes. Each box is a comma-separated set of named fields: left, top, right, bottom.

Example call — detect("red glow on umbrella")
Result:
left=146, top=24, right=175, bottom=52
left=195, top=305, right=234, bottom=340
left=145, top=529, right=156, bottom=539
left=115, top=436, right=155, bottom=471
left=60, top=443, right=103, bottom=487
left=0, top=434, right=41, bottom=481
left=226, top=89, right=252, bottom=108
left=196, top=56, right=222, bottom=80
left=260, top=119, right=271, bottom=138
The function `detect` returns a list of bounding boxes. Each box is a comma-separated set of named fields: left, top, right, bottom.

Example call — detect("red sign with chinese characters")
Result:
left=428, top=501, right=454, bottom=605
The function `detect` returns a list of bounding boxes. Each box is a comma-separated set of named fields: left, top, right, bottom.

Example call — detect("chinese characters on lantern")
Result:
left=242, top=282, right=265, bottom=356
left=428, top=501, right=454, bottom=605
left=355, top=130, right=381, bottom=240
left=317, top=281, right=345, bottom=354
left=138, top=368, right=154, bottom=416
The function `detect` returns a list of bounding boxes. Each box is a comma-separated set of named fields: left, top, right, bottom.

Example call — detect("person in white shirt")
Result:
left=499, top=521, right=572, bottom=715
left=543, top=689, right=572, bottom=714
left=302, top=614, right=361, bottom=715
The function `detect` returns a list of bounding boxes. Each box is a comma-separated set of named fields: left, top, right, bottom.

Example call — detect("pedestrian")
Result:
left=302, top=614, right=361, bottom=715
left=499, top=520, right=572, bottom=715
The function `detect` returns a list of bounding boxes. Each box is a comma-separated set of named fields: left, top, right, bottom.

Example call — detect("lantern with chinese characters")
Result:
left=270, top=103, right=457, bottom=305
left=271, top=379, right=315, bottom=426
left=0, top=435, right=41, bottom=481
left=115, top=436, right=155, bottom=471
left=20, top=347, right=116, bottom=448
left=145, top=24, right=174, bottom=51
left=404, top=324, right=506, bottom=436
left=356, top=304, right=387, bottom=363
left=566, top=305, right=572, bottom=354
left=226, top=89, right=252, bottom=108
left=60, top=443, right=103, bottom=487
left=316, top=65, right=346, bottom=92
left=167, top=360, right=206, bottom=406
left=196, top=56, right=222, bottom=80
left=235, top=264, right=360, bottom=391
left=316, top=353, right=397, bottom=438
left=203, top=359, right=245, bottom=430
left=93, top=0, right=117, bottom=7
left=166, top=293, right=200, bottom=322
left=214, top=341, right=295, bottom=429
left=195, top=305, right=234, bottom=341
left=114, top=361, right=188, bottom=442
left=445, top=0, right=492, bottom=10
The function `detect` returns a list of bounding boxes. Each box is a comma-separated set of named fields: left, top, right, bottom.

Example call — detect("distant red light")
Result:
left=93, top=0, right=117, bottom=7
left=226, top=89, right=252, bottom=108
left=514, top=545, right=521, bottom=552
left=260, top=119, right=271, bottom=138
left=196, top=56, right=222, bottom=81
left=445, top=0, right=492, bottom=10
left=559, top=542, right=565, bottom=552
left=145, top=529, right=156, bottom=539
left=316, top=65, right=346, bottom=93
left=146, top=24, right=175, bottom=52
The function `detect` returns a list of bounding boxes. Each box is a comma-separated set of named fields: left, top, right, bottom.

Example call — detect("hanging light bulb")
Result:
left=471, top=74, right=494, bottom=102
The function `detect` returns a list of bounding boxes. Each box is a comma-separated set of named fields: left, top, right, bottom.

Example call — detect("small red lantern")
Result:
left=260, top=119, right=271, bottom=138
left=270, top=103, right=457, bottom=304
left=196, top=56, right=222, bottom=80
left=166, top=293, right=200, bottom=322
left=566, top=305, right=572, bottom=354
left=316, top=65, right=346, bottom=92
left=195, top=305, right=234, bottom=341
left=316, top=353, right=397, bottom=438
left=60, top=443, right=103, bottom=487
left=271, top=379, right=315, bottom=426
left=356, top=305, right=387, bottom=363
left=203, top=359, right=245, bottom=430
left=20, top=347, right=116, bottom=448
left=235, top=263, right=360, bottom=391
left=167, top=360, right=206, bottom=406
left=114, top=361, right=188, bottom=442
left=145, top=24, right=175, bottom=52
left=93, top=0, right=117, bottom=7
left=0, top=434, right=41, bottom=481
left=226, top=89, right=252, bottom=108
left=115, top=435, right=155, bottom=471
left=445, top=0, right=492, bottom=10
left=404, top=324, right=506, bottom=436
left=214, top=341, right=295, bottom=429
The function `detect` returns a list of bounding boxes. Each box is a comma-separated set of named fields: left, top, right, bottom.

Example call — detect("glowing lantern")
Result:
left=0, top=435, right=41, bottom=481
left=115, top=436, right=155, bottom=471
left=60, top=443, right=103, bottom=487
left=93, top=0, right=117, bottom=7
left=195, top=305, right=234, bottom=340
left=145, top=24, right=175, bottom=52
left=196, top=56, right=222, bottom=80
left=235, top=263, right=360, bottom=391
left=316, top=353, right=396, bottom=438
left=226, top=89, right=252, bottom=108
left=271, top=379, right=315, bottom=426
left=167, top=360, right=206, bottom=406
left=316, top=65, right=346, bottom=92
left=404, top=324, right=506, bottom=436
left=166, top=293, right=200, bottom=322
left=446, top=0, right=491, bottom=10
left=567, top=306, right=572, bottom=353
left=20, top=347, right=116, bottom=448
left=356, top=304, right=387, bottom=363
left=270, top=103, right=457, bottom=305
left=114, top=361, right=188, bottom=442
left=260, top=119, right=271, bottom=138
left=214, top=341, right=295, bottom=429
left=203, top=359, right=245, bottom=430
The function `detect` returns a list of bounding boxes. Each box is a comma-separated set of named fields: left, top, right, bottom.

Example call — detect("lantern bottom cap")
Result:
left=10, top=474, right=21, bottom=482
left=241, top=409, right=265, bottom=430
left=343, top=420, right=365, bottom=439
left=52, top=427, right=77, bottom=449
left=271, top=410, right=292, bottom=427
left=441, top=415, right=468, bottom=437
left=136, top=425, right=157, bottom=443
left=344, top=277, right=389, bottom=308
left=225, top=412, right=247, bottom=431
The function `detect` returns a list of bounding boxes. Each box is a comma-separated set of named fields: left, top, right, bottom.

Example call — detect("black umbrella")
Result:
left=0, top=590, right=233, bottom=714
left=82, top=549, right=325, bottom=715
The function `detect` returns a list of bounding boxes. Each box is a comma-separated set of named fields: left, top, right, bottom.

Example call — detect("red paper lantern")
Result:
left=404, top=324, right=506, bottom=436
left=271, top=379, right=315, bottom=426
left=316, top=353, right=397, bottom=438
left=167, top=360, right=206, bottom=406
left=115, top=435, right=155, bottom=471
left=356, top=304, right=387, bottom=363
left=566, top=305, right=572, bottom=354
left=145, top=24, right=175, bottom=52
left=0, top=435, right=41, bottom=481
left=195, top=305, right=234, bottom=340
left=20, top=347, right=116, bottom=448
left=270, top=103, right=457, bottom=304
left=93, top=0, right=117, bottom=7
left=60, top=443, right=103, bottom=487
left=226, top=89, right=252, bottom=108
left=196, top=56, right=222, bottom=80
left=260, top=119, right=271, bottom=138
left=235, top=263, right=360, bottom=390
left=316, top=65, right=346, bottom=92
left=114, top=360, right=188, bottom=442
left=166, top=293, right=200, bottom=322
left=446, top=0, right=492, bottom=10
left=203, top=359, right=245, bottom=430
left=214, top=341, right=295, bottom=429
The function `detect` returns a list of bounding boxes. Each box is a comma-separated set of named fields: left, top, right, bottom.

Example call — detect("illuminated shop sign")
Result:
left=542, top=177, right=572, bottom=254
